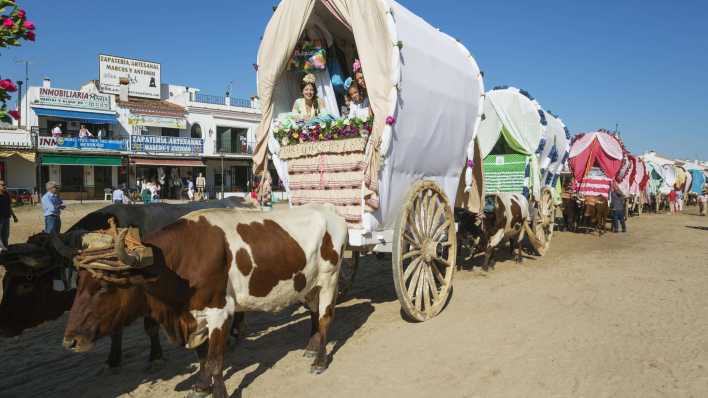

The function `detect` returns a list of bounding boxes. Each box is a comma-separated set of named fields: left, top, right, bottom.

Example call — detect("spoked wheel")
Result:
left=392, top=180, right=456, bottom=322
left=337, top=251, right=359, bottom=301
left=532, top=187, right=555, bottom=256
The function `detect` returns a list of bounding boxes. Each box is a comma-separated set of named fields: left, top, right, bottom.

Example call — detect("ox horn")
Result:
left=115, top=229, right=140, bottom=267
left=50, top=234, right=77, bottom=259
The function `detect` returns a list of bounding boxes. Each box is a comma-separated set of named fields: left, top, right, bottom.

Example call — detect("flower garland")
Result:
left=274, top=115, right=374, bottom=147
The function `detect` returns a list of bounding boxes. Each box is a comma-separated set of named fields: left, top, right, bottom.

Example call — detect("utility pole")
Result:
left=15, top=59, right=30, bottom=130
left=15, top=80, right=22, bottom=128
left=615, top=123, right=620, bottom=137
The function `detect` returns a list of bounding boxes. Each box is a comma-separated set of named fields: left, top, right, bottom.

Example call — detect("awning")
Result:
left=33, top=107, right=118, bottom=124
left=130, top=157, right=205, bottom=167
left=42, top=154, right=123, bottom=166
left=0, top=150, right=35, bottom=162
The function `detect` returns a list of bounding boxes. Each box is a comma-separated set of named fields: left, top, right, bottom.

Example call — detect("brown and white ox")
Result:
left=63, top=204, right=347, bottom=398
left=461, top=193, right=530, bottom=267
left=581, top=195, right=609, bottom=235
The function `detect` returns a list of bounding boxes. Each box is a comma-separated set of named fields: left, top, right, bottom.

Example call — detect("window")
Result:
left=191, top=123, right=202, bottom=139
left=162, top=128, right=180, bottom=137
left=61, top=166, right=84, bottom=191
left=216, top=127, right=248, bottom=154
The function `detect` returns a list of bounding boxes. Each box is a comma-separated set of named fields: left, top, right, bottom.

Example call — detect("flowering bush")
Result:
left=274, top=115, right=374, bottom=147
left=0, top=0, right=36, bottom=123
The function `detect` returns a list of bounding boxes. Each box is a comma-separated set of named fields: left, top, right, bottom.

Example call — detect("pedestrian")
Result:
left=677, top=189, right=684, bottom=212
left=699, top=189, right=708, bottom=216
left=0, top=180, right=18, bottom=248
left=141, top=181, right=152, bottom=205
left=112, top=186, right=125, bottom=205
left=42, top=181, right=65, bottom=234
left=31, top=187, right=39, bottom=206
left=78, top=125, right=93, bottom=138
left=150, top=180, right=160, bottom=203
left=51, top=124, right=63, bottom=138
left=668, top=189, right=677, bottom=214
left=196, top=172, right=206, bottom=200
left=610, top=187, right=626, bottom=233
left=187, top=178, right=195, bottom=201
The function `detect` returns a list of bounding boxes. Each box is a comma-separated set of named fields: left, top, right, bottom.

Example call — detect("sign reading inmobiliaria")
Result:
left=129, top=135, right=203, bottom=155
left=38, top=136, right=126, bottom=151
left=99, top=54, right=161, bottom=99
left=35, top=88, right=111, bottom=111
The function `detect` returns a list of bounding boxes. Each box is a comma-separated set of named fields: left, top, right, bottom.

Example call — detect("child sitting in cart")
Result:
left=345, top=78, right=370, bottom=119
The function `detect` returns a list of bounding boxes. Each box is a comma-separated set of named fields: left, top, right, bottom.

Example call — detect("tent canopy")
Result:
left=255, top=0, right=484, bottom=228
left=690, top=169, right=706, bottom=193
left=568, top=131, right=624, bottom=181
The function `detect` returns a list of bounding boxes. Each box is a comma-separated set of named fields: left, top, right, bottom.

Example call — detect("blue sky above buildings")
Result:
left=1, top=0, right=706, bottom=160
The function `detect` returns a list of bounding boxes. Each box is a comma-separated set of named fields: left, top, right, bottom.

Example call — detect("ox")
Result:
left=0, top=197, right=246, bottom=370
left=63, top=204, right=348, bottom=398
left=581, top=195, right=609, bottom=235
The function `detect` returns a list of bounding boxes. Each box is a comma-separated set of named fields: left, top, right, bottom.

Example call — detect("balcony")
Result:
left=191, top=93, right=259, bottom=110
left=216, top=140, right=255, bottom=156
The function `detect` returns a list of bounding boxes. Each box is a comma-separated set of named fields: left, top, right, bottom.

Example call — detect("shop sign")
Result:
left=34, top=88, right=111, bottom=111
left=38, top=136, right=126, bottom=151
left=129, top=135, right=203, bottom=155
left=99, top=54, right=161, bottom=99
left=128, top=114, right=186, bottom=129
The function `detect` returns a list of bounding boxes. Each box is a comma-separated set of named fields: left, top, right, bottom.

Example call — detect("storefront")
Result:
left=204, top=158, right=252, bottom=196
left=29, top=86, right=118, bottom=137
left=39, top=153, right=125, bottom=200
left=0, top=130, right=36, bottom=190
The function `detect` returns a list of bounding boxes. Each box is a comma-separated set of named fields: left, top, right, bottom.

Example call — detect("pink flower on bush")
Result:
left=25, top=30, right=34, bottom=41
left=385, top=115, right=396, bottom=126
left=17, top=9, right=25, bottom=19
left=3, top=18, right=14, bottom=28
left=8, top=110, right=20, bottom=120
left=0, top=79, right=17, bottom=92
left=22, top=20, right=34, bottom=30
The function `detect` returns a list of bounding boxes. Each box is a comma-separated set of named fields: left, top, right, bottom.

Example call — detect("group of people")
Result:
left=136, top=172, right=206, bottom=204
left=51, top=124, right=107, bottom=139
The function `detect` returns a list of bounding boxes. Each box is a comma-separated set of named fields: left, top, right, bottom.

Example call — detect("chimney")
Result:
left=42, top=78, right=51, bottom=88
left=119, top=77, right=129, bottom=102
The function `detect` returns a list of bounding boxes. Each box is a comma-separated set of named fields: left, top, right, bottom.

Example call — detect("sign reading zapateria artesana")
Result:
left=34, top=88, right=112, bottom=111
left=98, top=54, right=161, bottom=100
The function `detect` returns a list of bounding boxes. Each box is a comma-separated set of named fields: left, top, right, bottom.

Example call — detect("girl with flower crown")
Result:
left=292, top=73, right=327, bottom=122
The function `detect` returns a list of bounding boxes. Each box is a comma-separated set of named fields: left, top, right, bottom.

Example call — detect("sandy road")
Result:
left=1, top=203, right=707, bottom=398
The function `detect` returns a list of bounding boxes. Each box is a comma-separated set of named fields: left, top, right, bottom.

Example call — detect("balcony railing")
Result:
left=191, top=93, right=258, bottom=109
left=216, top=140, right=255, bottom=155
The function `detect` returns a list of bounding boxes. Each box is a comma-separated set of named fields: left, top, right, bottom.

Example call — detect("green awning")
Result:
left=41, top=154, right=123, bottom=166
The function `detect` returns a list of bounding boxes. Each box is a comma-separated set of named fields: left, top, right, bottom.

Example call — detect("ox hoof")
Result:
left=310, top=363, right=328, bottom=375
left=303, top=349, right=318, bottom=359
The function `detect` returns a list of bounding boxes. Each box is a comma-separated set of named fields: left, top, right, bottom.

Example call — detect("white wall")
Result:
left=3, top=156, right=35, bottom=189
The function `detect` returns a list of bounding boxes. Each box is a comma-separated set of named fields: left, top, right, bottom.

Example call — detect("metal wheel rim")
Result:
left=392, top=180, right=456, bottom=322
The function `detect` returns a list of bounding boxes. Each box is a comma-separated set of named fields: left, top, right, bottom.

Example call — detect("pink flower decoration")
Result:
left=3, top=19, right=14, bottom=28
left=352, top=59, right=361, bottom=73
left=466, top=159, right=474, bottom=168
left=385, top=116, right=396, bottom=126
left=26, top=30, right=35, bottom=41
left=8, top=110, right=20, bottom=120
left=23, top=20, right=35, bottom=30
left=0, top=80, right=17, bottom=92
left=17, top=9, right=25, bottom=19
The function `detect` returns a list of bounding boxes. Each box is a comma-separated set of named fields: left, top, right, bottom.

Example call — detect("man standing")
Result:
left=187, top=178, right=195, bottom=201
left=196, top=172, right=206, bottom=200
left=610, top=187, right=626, bottom=233
left=51, top=124, right=63, bottom=138
left=112, top=186, right=124, bottom=205
left=78, top=125, right=93, bottom=138
left=0, top=180, right=18, bottom=248
left=42, top=181, right=65, bottom=234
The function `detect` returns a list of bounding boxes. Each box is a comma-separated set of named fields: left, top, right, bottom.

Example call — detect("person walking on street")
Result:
left=112, top=186, right=124, bottom=205
left=0, top=180, right=18, bottom=248
left=187, top=178, right=195, bottom=201
left=611, top=187, right=626, bottom=233
left=668, top=189, right=677, bottom=214
left=42, top=181, right=65, bottom=234
left=699, top=188, right=708, bottom=216
left=677, top=190, right=684, bottom=212
left=196, top=172, right=206, bottom=201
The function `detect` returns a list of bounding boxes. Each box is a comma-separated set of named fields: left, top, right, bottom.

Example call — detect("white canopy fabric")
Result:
left=475, top=87, right=544, bottom=198
left=660, top=164, right=677, bottom=194
left=539, top=111, right=570, bottom=188
left=568, top=131, right=623, bottom=160
left=255, top=0, right=485, bottom=229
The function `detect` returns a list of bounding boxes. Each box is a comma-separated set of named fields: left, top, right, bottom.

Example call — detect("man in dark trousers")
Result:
left=0, top=180, right=18, bottom=248
left=610, top=186, right=626, bottom=233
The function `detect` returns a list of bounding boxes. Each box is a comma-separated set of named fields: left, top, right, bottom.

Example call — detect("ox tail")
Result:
left=523, top=222, right=547, bottom=256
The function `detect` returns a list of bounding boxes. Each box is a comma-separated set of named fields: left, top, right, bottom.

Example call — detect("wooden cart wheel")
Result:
left=392, top=180, right=456, bottom=322
left=337, top=251, right=359, bottom=301
left=532, top=187, right=555, bottom=256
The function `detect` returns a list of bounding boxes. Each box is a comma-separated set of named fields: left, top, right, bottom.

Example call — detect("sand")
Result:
left=1, top=203, right=707, bottom=398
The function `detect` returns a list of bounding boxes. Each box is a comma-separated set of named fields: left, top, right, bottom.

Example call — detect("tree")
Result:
left=0, top=0, right=35, bottom=123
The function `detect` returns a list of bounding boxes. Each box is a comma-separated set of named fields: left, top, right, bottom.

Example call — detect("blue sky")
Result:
left=1, top=0, right=706, bottom=160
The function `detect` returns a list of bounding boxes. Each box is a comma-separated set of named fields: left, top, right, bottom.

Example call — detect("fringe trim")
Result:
left=279, top=137, right=367, bottom=160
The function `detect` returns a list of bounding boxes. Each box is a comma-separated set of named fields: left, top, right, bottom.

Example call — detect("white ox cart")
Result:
left=252, top=0, right=485, bottom=321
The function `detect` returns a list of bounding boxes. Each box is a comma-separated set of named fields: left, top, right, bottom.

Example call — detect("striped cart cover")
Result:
left=483, top=154, right=530, bottom=194
left=575, top=167, right=612, bottom=198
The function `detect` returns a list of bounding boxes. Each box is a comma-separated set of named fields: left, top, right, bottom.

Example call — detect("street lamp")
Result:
left=15, top=80, right=23, bottom=128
